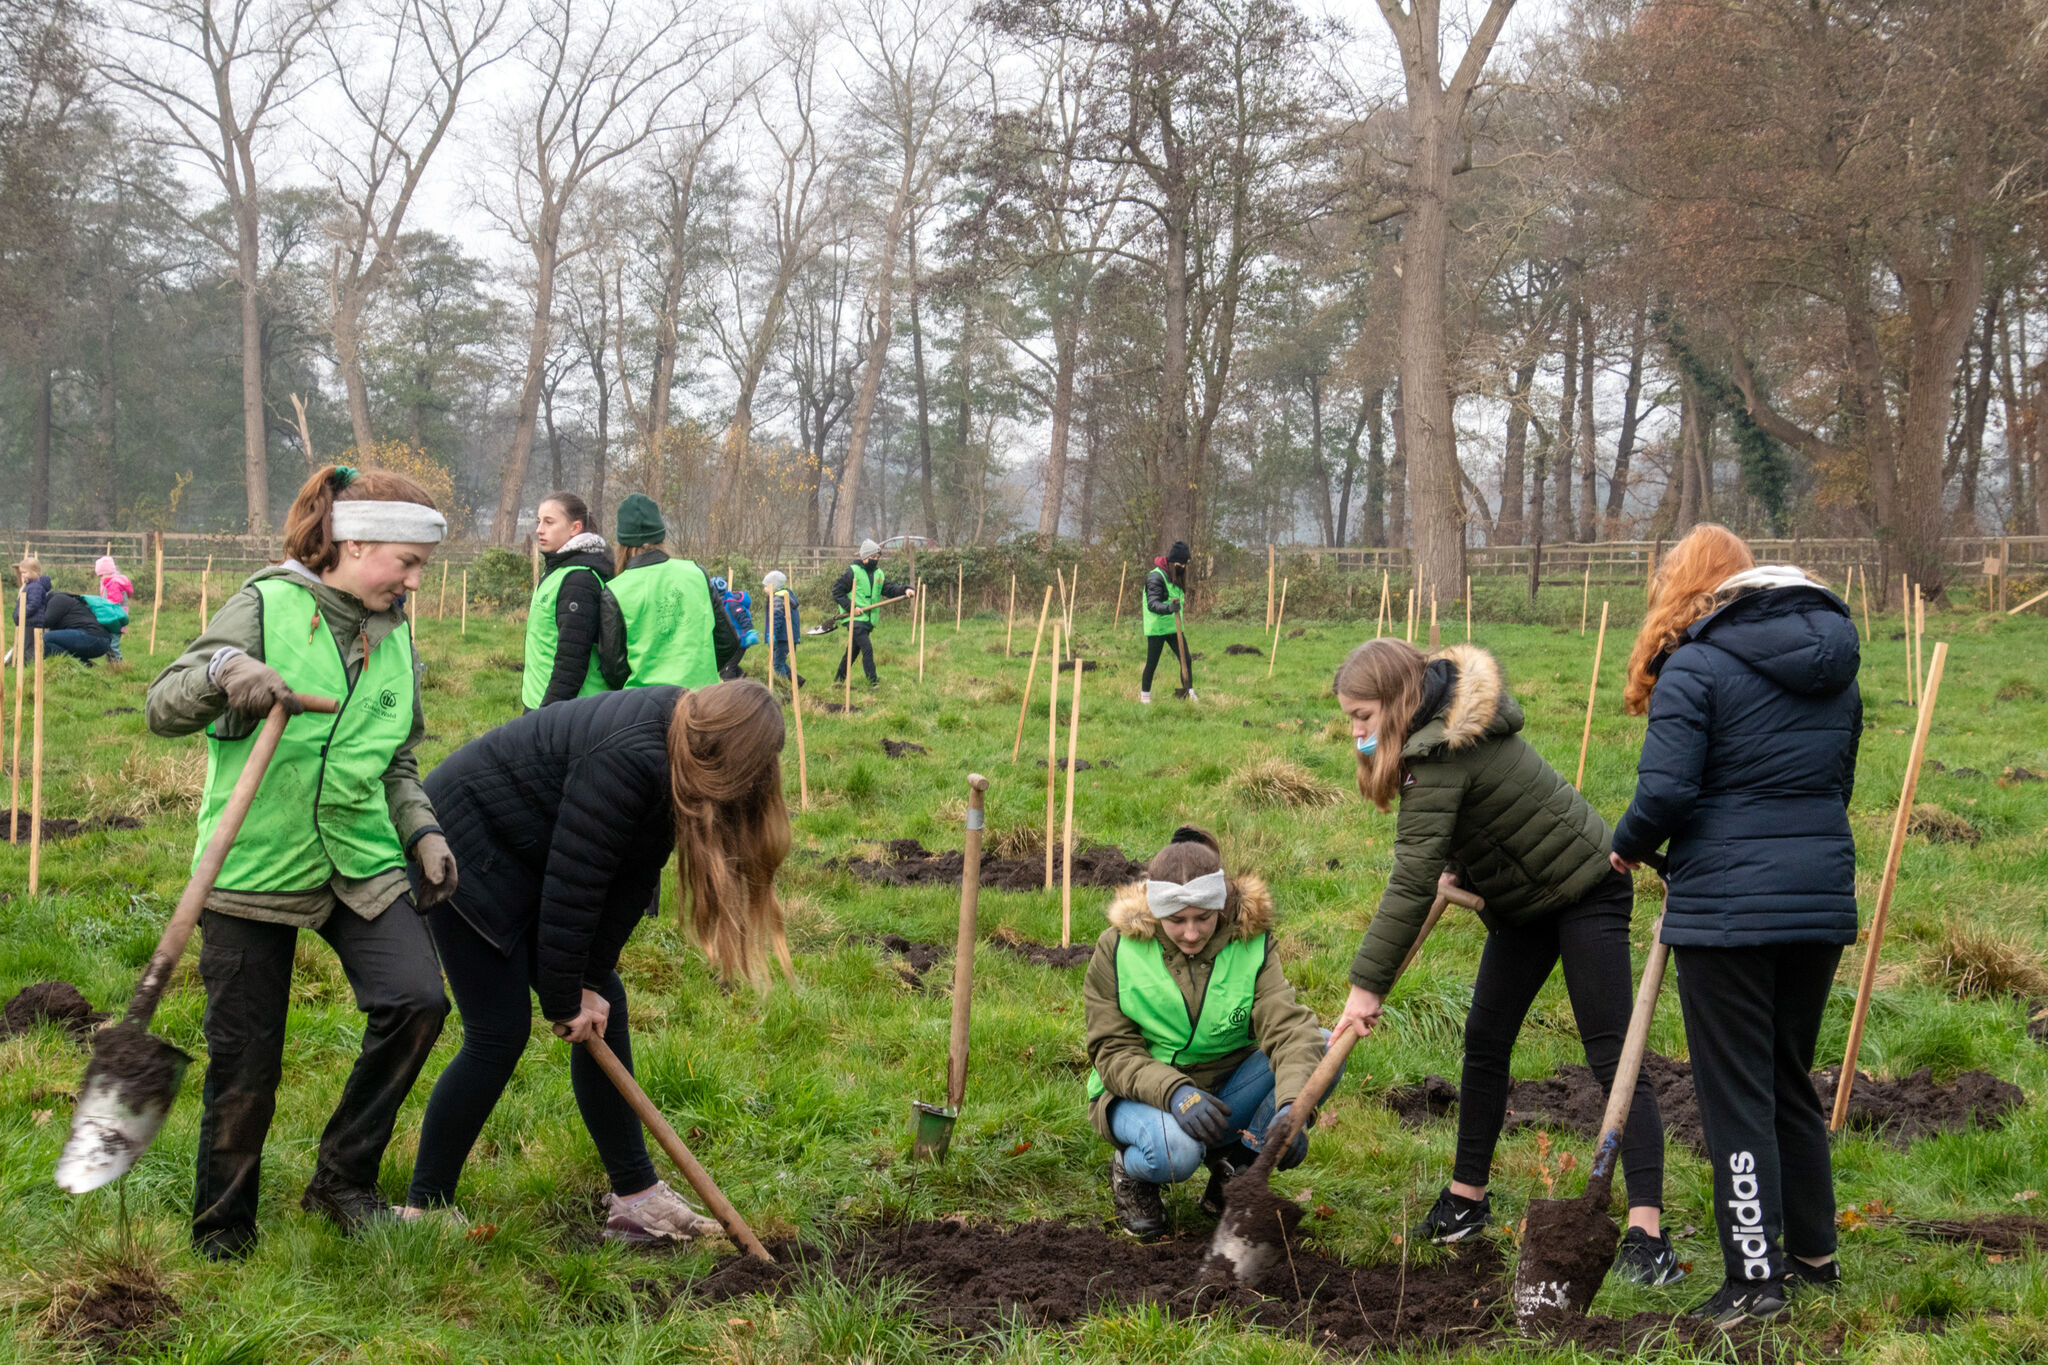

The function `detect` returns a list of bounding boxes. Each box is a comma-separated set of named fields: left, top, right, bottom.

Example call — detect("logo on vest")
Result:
left=1725, top=1150, right=1771, bottom=1279
left=379, top=686, right=400, bottom=711
left=1225, top=1002, right=1251, bottom=1027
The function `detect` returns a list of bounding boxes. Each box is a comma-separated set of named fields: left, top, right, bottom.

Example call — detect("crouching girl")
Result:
left=1085, top=827, right=1336, bottom=1237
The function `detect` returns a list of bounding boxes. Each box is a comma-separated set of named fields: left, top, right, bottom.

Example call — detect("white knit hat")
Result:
left=858, top=539, right=881, bottom=559
left=763, top=569, right=787, bottom=592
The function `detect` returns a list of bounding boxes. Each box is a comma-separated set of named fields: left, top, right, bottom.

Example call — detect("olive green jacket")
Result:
left=1084, top=875, right=1326, bottom=1142
left=1349, top=644, right=1615, bottom=995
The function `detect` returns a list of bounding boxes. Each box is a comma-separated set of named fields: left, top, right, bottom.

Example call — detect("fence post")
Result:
left=1528, top=538, right=1542, bottom=604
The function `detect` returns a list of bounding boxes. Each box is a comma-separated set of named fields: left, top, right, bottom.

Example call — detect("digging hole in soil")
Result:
left=2, top=981, right=108, bottom=1041
left=685, top=1220, right=1786, bottom=1361
left=873, top=934, right=947, bottom=986
left=880, top=739, right=927, bottom=758
left=1055, top=659, right=1101, bottom=672
left=1, top=813, right=143, bottom=841
left=1224, top=643, right=1262, bottom=657
left=1032, top=757, right=1117, bottom=771
left=837, top=838, right=1147, bottom=891
left=990, top=935, right=1092, bottom=968
left=1384, top=1053, right=2023, bottom=1149
left=43, top=1262, right=179, bottom=1354
left=1893, top=1215, right=2048, bottom=1255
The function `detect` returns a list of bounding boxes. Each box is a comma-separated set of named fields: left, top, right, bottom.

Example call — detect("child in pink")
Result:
left=94, top=555, right=135, bottom=606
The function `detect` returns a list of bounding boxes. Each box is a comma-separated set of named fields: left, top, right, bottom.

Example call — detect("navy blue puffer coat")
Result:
left=1612, top=580, right=1862, bottom=946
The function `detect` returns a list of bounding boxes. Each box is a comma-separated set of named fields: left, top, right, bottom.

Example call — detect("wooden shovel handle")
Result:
left=945, top=775, right=990, bottom=1108
left=1396, top=883, right=1484, bottom=979
left=1587, top=916, right=1668, bottom=1192
left=123, top=693, right=339, bottom=1029
left=582, top=1036, right=773, bottom=1263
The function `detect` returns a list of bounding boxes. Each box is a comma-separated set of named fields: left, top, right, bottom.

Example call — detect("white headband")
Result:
left=1145, top=870, right=1228, bottom=918
left=331, top=500, right=447, bottom=544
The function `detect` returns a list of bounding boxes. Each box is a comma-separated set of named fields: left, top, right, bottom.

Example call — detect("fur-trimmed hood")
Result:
left=1404, top=643, right=1518, bottom=755
left=1104, top=873, right=1273, bottom=942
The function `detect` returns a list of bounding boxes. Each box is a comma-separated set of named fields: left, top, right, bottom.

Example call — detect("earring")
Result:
left=352, top=548, right=363, bottom=559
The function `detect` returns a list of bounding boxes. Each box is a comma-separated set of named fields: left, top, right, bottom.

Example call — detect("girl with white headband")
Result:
left=1083, top=826, right=1335, bottom=1237
left=145, top=462, right=456, bottom=1260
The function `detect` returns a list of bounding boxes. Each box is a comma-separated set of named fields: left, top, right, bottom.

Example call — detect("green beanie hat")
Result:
left=616, top=493, right=666, bottom=546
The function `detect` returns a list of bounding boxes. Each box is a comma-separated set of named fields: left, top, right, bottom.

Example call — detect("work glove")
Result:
left=412, top=831, right=459, bottom=910
left=1256, top=1103, right=1310, bottom=1170
left=1169, top=1084, right=1234, bottom=1147
left=216, top=652, right=304, bottom=720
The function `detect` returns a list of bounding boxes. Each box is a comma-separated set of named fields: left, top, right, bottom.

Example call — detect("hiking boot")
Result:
left=1198, top=1147, right=1252, bottom=1218
left=1783, top=1257, right=1841, bottom=1295
left=1614, top=1227, right=1687, bottom=1285
left=1109, top=1152, right=1167, bottom=1238
left=194, top=1225, right=257, bottom=1262
left=1689, top=1277, right=1788, bottom=1326
left=602, top=1181, right=721, bottom=1244
left=1415, top=1186, right=1490, bottom=1244
left=301, top=1175, right=395, bottom=1236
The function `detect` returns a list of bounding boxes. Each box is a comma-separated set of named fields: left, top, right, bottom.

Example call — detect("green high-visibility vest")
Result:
left=1142, top=570, right=1184, bottom=637
left=194, top=578, right=413, bottom=894
left=611, top=556, right=719, bottom=688
left=850, top=563, right=885, bottom=626
left=522, top=563, right=611, bottom=709
left=1086, top=932, right=1266, bottom=1099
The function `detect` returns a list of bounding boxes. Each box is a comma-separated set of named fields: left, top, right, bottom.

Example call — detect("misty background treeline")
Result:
left=1, top=0, right=2044, bottom=598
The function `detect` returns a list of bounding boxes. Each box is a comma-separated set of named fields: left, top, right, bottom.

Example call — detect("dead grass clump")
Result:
left=986, top=825, right=1045, bottom=860
left=82, top=748, right=206, bottom=819
left=1227, top=757, right=1341, bottom=808
left=1995, top=676, right=2040, bottom=703
left=1907, top=803, right=1980, bottom=845
left=1925, top=920, right=2048, bottom=1000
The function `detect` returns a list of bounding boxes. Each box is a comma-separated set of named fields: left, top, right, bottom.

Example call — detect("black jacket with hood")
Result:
left=536, top=533, right=624, bottom=708
left=1612, top=571, right=1862, bottom=947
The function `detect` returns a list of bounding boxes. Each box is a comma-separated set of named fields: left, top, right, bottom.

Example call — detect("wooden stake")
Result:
left=200, top=553, right=212, bottom=631
left=1112, top=562, right=1127, bottom=632
left=1428, top=588, right=1440, bottom=650
left=438, top=561, right=450, bottom=620
left=1914, top=585, right=1924, bottom=710
left=1044, top=620, right=1060, bottom=890
left=1266, top=543, right=1275, bottom=631
left=0, top=585, right=7, bottom=813
left=460, top=570, right=468, bottom=635
left=1465, top=575, right=1472, bottom=641
left=149, top=533, right=164, bottom=655
left=532, top=538, right=542, bottom=588
left=1054, top=566, right=1070, bottom=629
left=1267, top=578, right=1289, bottom=679
left=1574, top=601, right=1610, bottom=790
left=955, top=560, right=963, bottom=631
left=946, top=773, right=991, bottom=1107
left=917, top=585, right=927, bottom=683
left=27, top=630, right=43, bottom=892
left=1005, top=573, right=1016, bottom=656
left=1375, top=572, right=1388, bottom=639
left=1833, top=641, right=1948, bottom=1132
left=1405, top=588, right=1416, bottom=643
left=1012, top=586, right=1053, bottom=762
left=8, top=590, right=22, bottom=844
left=1580, top=562, right=1591, bottom=634
left=1902, top=574, right=1913, bottom=706
left=1060, top=654, right=1082, bottom=947
left=1856, top=565, right=1870, bottom=641
left=780, top=592, right=809, bottom=810
left=1070, top=563, right=1081, bottom=626
left=2008, top=584, right=2048, bottom=616
left=843, top=595, right=857, bottom=711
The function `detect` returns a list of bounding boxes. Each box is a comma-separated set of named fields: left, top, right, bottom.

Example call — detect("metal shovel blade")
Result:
left=1510, top=1192, right=1620, bottom=1323
left=910, top=1101, right=956, bottom=1163
left=56, top=1024, right=192, bottom=1194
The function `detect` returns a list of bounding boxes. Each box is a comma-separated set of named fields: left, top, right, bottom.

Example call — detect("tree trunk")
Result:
left=1307, top=374, right=1336, bottom=546
left=2033, top=355, right=2048, bottom=541
left=910, top=234, right=937, bottom=541
left=495, top=227, right=560, bottom=543
left=1079, top=379, right=1100, bottom=543
left=1037, top=309, right=1080, bottom=539
left=1498, top=359, right=1535, bottom=546
left=831, top=196, right=907, bottom=546
left=1156, top=202, right=1196, bottom=556
left=1577, top=301, right=1598, bottom=541
left=1605, top=303, right=1646, bottom=532
left=1555, top=306, right=1577, bottom=541
left=1953, top=295, right=1995, bottom=531
left=237, top=202, right=271, bottom=531
left=1334, top=390, right=1369, bottom=547
left=1364, top=386, right=1386, bottom=547
left=1393, top=111, right=1463, bottom=597
left=1996, top=294, right=2028, bottom=534
left=1388, top=379, right=1408, bottom=545
left=93, top=306, right=119, bottom=530
left=334, top=294, right=377, bottom=457
left=1676, top=369, right=1705, bottom=531
left=543, top=384, right=564, bottom=490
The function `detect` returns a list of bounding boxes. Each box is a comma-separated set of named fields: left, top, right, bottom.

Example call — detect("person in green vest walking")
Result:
left=524, top=491, right=629, bottom=709
left=144, top=463, right=458, bottom=1260
left=608, top=493, right=740, bottom=689
left=830, top=539, right=913, bottom=689
left=1083, top=826, right=1335, bottom=1237
left=1139, top=540, right=1197, bottom=703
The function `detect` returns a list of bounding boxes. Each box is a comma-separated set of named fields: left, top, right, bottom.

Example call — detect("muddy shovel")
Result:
left=912, top=773, right=989, bottom=1162
left=1510, top=852, right=1669, bottom=1323
left=57, top=694, right=338, bottom=1194
left=1208, top=881, right=1485, bottom=1284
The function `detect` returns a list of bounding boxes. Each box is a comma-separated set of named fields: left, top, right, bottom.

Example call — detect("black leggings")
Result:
left=1455, top=871, right=1665, bottom=1209
left=406, top=905, right=657, bottom=1208
left=832, top=622, right=876, bottom=683
left=1142, top=632, right=1192, bottom=691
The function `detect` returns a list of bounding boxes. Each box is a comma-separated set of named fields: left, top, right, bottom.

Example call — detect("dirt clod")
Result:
left=44, top=1264, right=179, bottom=1354
left=874, top=934, right=947, bottom=985
left=2, top=981, right=108, bottom=1041
left=880, top=739, right=927, bottom=758
left=837, top=838, right=1146, bottom=891
left=992, top=939, right=1092, bottom=968
left=1906, top=803, right=1980, bottom=845
left=1895, top=1215, right=2048, bottom=1255
left=2001, top=765, right=2043, bottom=785
left=1225, top=644, right=1262, bottom=657
left=1055, top=659, right=1100, bottom=672
left=0, top=813, right=143, bottom=842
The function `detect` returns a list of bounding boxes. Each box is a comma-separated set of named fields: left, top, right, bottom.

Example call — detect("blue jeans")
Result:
left=42, top=629, right=111, bottom=664
left=1108, top=1031, right=1343, bottom=1184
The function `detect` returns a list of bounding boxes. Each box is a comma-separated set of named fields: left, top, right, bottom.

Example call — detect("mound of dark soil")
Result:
left=1225, top=644, right=1262, bottom=657
left=992, top=939, right=1093, bottom=968
left=880, top=739, right=927, bottom=758
left=2001, top=766, right=2043, bottom=785
left=1288, top=627, right=1305, bottom=638
left=1032, top=757, right=1118, bottom=771
left=1055, top=659, right=1101, bottom=672
left=686, top=1219, right=1783, bottom=1360
left=0, top=813, right=143, bottom=841
left=1895, top=1215, right=2048, bottom=1255
left=874, top=934, right=947, bottom=985
left=2029, top=997, right=2048, bottom=1045
left=101, top=706, right=138, bottom=716
left=49, top=1266, right=179, bottom=1354
left=1386, top=1054, right=2022, bottom=1151
left=838, top=838, right=1146, bottom=892
left=2, top=981, right=107, bottom=1041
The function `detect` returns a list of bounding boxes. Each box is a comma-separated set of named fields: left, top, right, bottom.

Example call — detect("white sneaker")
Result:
left=1139, top=691, right=1152, bottom=704
left=1185, top=690, right=1199, bottom=701
left=602, top=1181, right=721, bottom=1244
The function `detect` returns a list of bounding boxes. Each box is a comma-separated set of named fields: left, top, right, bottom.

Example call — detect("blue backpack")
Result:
left=81, top=594, right=129, bottom=634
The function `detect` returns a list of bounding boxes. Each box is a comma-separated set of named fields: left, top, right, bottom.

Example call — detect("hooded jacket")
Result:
left=1349, top=644, right=1617, bottom=995
left=531, top=533, right=625, bottom=708
left=1612, top=575, right=1862, bottom=946
left=1083, top=875, right=1325, bottom=1142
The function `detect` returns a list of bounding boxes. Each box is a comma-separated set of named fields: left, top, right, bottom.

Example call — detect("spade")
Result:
left=57, top=696, right=335, bottom=1194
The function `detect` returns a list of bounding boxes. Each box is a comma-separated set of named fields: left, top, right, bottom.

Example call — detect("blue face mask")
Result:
left=1356, top=734, right=1378, bottom=756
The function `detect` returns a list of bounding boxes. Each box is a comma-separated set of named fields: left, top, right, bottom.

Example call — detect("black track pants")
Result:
left=1674, top=941, right=1842, bottom=1284
left=1141, top=632, right=1192, bottom=691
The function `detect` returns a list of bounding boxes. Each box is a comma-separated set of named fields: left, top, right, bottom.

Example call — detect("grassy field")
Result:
left=0, top=578, right=2044, bottom=1363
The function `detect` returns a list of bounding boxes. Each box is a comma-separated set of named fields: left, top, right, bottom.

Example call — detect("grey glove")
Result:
left=216, top=652, right=304, bottom=720
left=1169, top=1084, right=1234, bottom=1146
left=412, top=831, right=458, bottom=910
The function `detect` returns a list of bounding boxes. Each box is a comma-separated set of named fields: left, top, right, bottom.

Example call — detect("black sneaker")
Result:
left=1783, top=1257, right=1841, bottom=1295
left=1689, top=1277, right=1788, bottom=1326
left=1109, top=1153, right=1167, bottom=1238
left=1614, top=1227, right=1687, bottom=1285
left=301, top=1176, right=395, bottom=1236
left=1415, top=1186, right=1490, bottom=1244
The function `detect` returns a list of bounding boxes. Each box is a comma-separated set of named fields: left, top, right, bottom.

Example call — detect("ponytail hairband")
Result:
left=330, top=465, right=359, bottom=490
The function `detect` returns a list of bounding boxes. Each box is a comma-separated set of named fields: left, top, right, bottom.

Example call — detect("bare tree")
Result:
left=485, top=0, right=730, bottom=543
left=102, top=0, right=337, bottom=530
left=315, top=0, right=508, bottom=457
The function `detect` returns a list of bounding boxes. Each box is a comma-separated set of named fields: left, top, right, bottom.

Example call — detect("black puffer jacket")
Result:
left=1612, top=576, right=1862, bottom=947
left=425, top=687, right=680, bottom=1020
